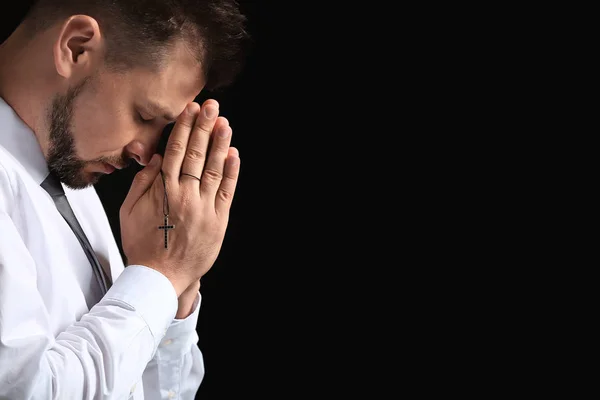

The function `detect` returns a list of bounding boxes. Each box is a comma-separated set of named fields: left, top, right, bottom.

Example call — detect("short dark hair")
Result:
left=23, top=0, right=250, bottom=90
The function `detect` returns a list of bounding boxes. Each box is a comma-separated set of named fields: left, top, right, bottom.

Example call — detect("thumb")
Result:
left=121, top=154, right=162, bottom=215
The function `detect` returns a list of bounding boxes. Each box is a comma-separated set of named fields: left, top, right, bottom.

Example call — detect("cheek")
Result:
left=71, top=79, right=138, bottom=157
left=73, top=114, right=134, bottom=158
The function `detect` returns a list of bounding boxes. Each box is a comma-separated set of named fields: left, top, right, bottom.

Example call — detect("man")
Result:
left=0, top=0, right=249, bottom=398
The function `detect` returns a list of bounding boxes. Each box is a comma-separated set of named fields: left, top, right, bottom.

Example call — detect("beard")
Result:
left=46, top=78, right=130, bottom=189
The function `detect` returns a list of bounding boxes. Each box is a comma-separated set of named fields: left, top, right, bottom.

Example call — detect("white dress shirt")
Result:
left=0, top=97, right=204, bottom=399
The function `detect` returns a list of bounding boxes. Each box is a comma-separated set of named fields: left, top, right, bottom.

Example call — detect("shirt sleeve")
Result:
left=141, top=291, right=205, bottom=399
left=0, top=209, right=179, bottom=399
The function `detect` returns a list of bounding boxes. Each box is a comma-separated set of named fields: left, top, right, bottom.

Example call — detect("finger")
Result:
left=120, top=154, right=162, bottom=216
left=180, top=99, right=220, bottom=185
left=162, top=102, right=200, bottom=181
left=200, top=119, right=232, bottom=199
left=215, top=147, right=240, bottom=215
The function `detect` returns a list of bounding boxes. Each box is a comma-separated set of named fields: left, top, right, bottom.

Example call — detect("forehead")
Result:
left=124, top=41, right=205, bottom=116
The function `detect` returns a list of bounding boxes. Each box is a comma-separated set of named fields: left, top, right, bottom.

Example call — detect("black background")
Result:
left=0, top=2, right=320, bottom=398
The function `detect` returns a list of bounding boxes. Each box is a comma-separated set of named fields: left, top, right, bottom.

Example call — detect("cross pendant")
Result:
left=158, top=215, right=175, bottom=249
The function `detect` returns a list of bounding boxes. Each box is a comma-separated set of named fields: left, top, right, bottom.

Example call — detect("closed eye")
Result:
left=137, top=111, right=154, bottom=123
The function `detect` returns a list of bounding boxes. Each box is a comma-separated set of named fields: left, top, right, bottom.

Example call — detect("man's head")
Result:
left=12, top=0, right=249, bottom=189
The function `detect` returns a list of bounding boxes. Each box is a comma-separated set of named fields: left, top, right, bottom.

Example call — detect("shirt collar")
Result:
left=0, top=96, right=50, bottom=185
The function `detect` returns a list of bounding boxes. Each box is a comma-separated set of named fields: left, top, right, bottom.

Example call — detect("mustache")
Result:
left=93, top=157, right=136, bottom=170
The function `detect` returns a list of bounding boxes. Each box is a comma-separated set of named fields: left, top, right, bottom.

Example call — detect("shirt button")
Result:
left=162, top=338, right=173, bottom=346
left=167, top=390, right=176, bottom=398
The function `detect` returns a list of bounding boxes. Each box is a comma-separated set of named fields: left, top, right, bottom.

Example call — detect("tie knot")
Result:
left=41, top=172, right=65, bottom=197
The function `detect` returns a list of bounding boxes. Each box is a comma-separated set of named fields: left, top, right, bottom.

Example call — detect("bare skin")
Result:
left=0, top=15, right=240, bottom=318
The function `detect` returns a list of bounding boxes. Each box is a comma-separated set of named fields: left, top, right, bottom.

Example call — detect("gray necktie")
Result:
left=41, top=172, right=112, bottom=294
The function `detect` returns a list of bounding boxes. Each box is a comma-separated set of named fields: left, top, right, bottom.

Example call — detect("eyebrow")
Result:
left=145, top=101, right=178, bottom=122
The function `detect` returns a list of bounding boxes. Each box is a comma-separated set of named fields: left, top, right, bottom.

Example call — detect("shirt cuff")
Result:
left=156, top=291, right=201, bottom=356
left=103, top=265, right=178, bottom=347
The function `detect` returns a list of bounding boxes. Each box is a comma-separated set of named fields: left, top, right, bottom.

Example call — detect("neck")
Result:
left=0, top=24, right=56, bottom=158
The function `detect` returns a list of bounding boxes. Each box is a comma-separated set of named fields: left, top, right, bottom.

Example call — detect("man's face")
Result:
left=47, top=42, right=204, bottom=189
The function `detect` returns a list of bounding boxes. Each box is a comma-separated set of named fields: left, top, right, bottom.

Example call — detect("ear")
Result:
left=53, top=15, right=102, bottom=79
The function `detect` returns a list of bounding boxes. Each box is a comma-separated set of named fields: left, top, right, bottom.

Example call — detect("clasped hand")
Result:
left=120, top=99, right=240, bottom=297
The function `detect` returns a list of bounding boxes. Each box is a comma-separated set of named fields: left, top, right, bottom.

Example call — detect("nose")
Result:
left=125, top=140, right=156, bottom=167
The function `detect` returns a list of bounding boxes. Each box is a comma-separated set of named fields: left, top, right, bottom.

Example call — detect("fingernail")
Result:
left=204, top=106, right=218, bottom=119
left=218, top=127, right=230, bottom=138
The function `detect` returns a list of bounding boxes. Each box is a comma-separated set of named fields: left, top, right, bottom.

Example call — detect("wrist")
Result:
left=175, top=286, right=199, bottom=319
left=143, top=264, right=190, bottom=297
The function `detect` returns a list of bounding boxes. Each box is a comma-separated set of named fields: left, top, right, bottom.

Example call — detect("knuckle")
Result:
left=166, top=139, right=186, bottom=155
left=203, top=168, right=223, bottom=181
left=217, top=188, right=234, bottom=202
left=177, top=119, right=194, bottom=130
left=194, top=124, right=212, bottom=138
left=134, top=171, right=151, bottom=184
left=213, top=140, right=229, bottom=152
left=185, top=147, right=206, bottom=162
